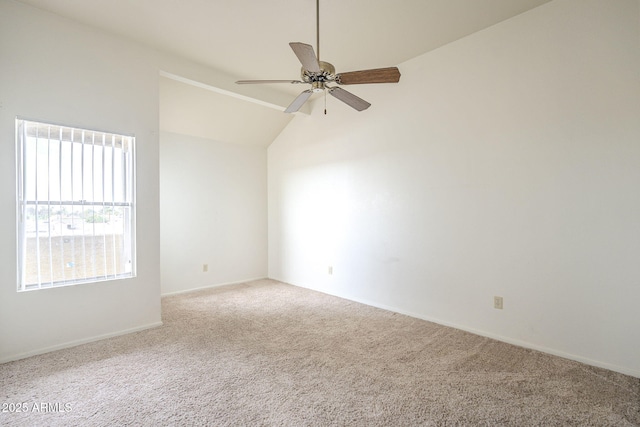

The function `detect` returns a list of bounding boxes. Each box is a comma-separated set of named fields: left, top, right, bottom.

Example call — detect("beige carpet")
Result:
left=1, top=279, right=638, bottom=426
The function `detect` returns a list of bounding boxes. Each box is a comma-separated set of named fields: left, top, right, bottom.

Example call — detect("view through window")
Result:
left=16, top=119, right=136, bottom=291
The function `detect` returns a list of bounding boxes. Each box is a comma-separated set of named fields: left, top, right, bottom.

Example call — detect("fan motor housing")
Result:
left=301, top=61, right=336, bottom=92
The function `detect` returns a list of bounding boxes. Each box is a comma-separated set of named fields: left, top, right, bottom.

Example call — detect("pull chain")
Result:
left=324, top=90, right=327, bottom=115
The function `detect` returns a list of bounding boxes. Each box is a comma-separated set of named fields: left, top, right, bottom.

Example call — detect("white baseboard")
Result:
left=161, top=277, right=268, bottom=297
left=287, top=280, right=640, bottom=379
left=0, top=321, right=163, bottom=365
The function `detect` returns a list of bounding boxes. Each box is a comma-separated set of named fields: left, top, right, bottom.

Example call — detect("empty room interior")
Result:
left=1, top=0, right=639, bottom=425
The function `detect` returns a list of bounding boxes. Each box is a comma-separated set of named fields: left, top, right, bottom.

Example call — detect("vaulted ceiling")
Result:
left=17, top=0, right=551, bottom=146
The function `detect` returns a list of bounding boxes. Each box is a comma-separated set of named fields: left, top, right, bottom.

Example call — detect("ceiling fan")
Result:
left=235, top=0, right=401, bottom=113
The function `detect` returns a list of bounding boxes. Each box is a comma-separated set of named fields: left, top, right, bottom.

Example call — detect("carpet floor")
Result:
left=1, top=279, right=639, bottom=426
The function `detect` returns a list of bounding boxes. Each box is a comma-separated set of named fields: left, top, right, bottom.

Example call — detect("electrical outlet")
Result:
left=328, top=266, right=333, bottom=275
left=494, top=296, right=503, bottom=310
left=203, top=264, right=208, bottom=273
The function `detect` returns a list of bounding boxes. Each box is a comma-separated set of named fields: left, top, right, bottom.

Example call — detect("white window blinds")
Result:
left=16, top=119, right=136, bottom=291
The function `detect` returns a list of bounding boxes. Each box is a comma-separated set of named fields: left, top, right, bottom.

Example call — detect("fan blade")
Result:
left=236, top=80, right=304, bottom=84
left=328, top=87, right=371, bottom=111
left=289, top=42, right=321, bottom=73
left=335, top=67, right=401, bottom=85
left=284, top=90, right=313, bottom=113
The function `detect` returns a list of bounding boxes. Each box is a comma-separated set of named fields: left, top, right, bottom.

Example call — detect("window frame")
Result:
left=15, top=117, right=137, bottom=291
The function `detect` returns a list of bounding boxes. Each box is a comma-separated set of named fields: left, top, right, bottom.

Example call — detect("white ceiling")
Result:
left=17, top=0, right=552, bottom=146
left=160, top=76, right=293, bottom=146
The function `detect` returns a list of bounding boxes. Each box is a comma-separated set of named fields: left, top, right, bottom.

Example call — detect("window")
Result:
left=16, top=119, right=136, bottom=291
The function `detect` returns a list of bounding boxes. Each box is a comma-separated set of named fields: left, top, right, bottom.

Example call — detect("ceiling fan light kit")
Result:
left=235, top=0, right=400, bottom=114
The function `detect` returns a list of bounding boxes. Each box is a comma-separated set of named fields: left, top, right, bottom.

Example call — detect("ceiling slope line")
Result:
left=159, top=71, right=310, bottom=115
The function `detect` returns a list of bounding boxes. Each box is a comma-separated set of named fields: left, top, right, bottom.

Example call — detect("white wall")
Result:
left=0, top=0, right=279, bottom=362
left=268, top=0, right=640, bottom=377
left=160, top=132, right=267, bottom=295
left=0, top=0, right=164, bottom=362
